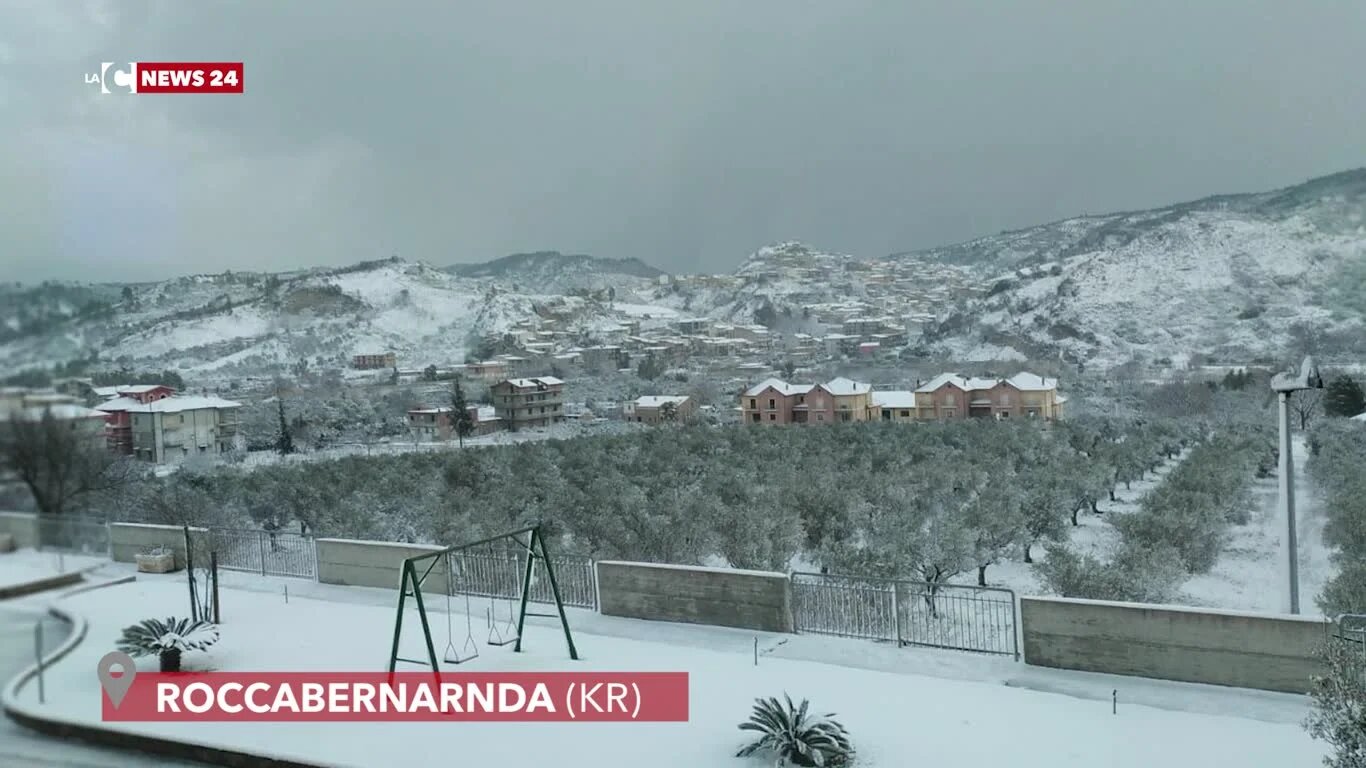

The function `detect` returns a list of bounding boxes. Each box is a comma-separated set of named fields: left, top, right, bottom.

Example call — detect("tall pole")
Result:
left=1277, top=392, right=1300, bottom=615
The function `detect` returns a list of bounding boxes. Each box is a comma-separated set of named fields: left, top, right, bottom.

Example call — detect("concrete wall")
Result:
left=0, top=512, right=38, bottom=550
left=316, top=538, right=448, bottom=592
left=596, top=561, right=793, bottom=633
left=1021, top=596, right=1332, bottom=694
left=109, top=523, right=206, bottom=570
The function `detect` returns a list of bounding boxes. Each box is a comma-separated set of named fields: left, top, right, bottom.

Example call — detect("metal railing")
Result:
left=448, top=547, right=597, bottom=610
left=195, top=528, right=317, bottom=579
left=791, top=571, right=1019, bottom=659
left=1335, top=614, right=1366, bottom=657
left=34, top=516, right=111, bottom=557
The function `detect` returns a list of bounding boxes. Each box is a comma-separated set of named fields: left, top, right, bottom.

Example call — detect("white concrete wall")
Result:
left=596, top=561, right=793, bottom=633
left=316, top=538, right=449, bottom=592
left=0, top=512, right=39, bottom=549
left=109, top=522, right=206, bottom=570
left=1021, top=596, right=1332, bottom=694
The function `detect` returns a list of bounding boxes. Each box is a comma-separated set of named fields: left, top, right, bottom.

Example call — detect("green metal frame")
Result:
left=387, top=525, right=579, bottom=675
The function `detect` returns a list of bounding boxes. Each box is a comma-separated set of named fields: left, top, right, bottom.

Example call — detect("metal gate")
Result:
left=449, top=548, right=597, bottom=610
left=198, top=528, right=317, bottom=579
left=791, top=571, right=1019, bottom=659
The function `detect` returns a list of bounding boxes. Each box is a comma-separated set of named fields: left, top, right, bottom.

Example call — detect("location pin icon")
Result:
left=98, top=651, right=137, bottom=708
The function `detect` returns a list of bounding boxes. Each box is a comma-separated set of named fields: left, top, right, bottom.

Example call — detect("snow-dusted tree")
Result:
left=961, top=478, right=1024, bottom=586
left=1305, top=638, right=1366, bottom=768
left=450, top=378, right=474, bottom=447
left=275, top=396, right=295, bottom=455
left=1033, top=541, right=1183, bottom=603
left=1017, top=453, right=1077, bottom=563
left=1290, top=388, right=1326, bottom=431
left=1324, top=375, right=1366, bottom=419
left=0, top=407, right=134, bottom=518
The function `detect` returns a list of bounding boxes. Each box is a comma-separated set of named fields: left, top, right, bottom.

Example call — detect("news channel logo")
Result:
left=86, top=63, right=136, bottom=94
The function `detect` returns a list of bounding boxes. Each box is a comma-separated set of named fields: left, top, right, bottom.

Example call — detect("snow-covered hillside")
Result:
left=0, top=257, right=666, bottom=382
left=909, top=168, right=1366, bottom=367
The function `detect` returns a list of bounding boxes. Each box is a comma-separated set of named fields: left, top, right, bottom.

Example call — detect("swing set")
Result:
left=387, top=525, right=579, bottom=674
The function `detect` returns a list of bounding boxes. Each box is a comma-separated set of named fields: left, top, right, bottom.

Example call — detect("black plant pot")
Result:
left=160, top=649, right=181, bottom=672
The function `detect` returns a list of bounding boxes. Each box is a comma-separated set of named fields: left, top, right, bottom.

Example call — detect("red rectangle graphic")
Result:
left=135, top=62, right=243, bottom=94
left=102, top=672, right=689, bottom=722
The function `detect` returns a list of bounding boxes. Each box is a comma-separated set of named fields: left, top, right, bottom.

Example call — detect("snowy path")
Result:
left=0, top=601, right=203, bottom=767
left=1179, top=434, right=1334, bottom=615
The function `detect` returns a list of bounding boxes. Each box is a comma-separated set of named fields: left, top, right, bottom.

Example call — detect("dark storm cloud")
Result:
left=2, top=1, right=1364, bottom=282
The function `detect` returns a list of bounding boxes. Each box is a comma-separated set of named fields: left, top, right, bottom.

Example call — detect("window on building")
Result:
left=900, top=410, right=910, bottom=417
left=769, top=413, right=776, bottom=421
left=751, top=414, right=760, bottom=423
left=768, top=398, right=775, bottom=410
left=749, top=398, right=756, bottom=409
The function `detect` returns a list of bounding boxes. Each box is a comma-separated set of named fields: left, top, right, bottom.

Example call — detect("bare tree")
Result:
left=0, top=409, right=134, bottom=517
left=1289, top=388, right=1325, bottom=431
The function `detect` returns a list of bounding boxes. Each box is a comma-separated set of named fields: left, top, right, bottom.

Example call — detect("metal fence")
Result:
left=447, top=547, right=598, bottom=610
left=34, top=516, right=110, bottom=556
left=1335, top=614, right=1366, bottom=656
left=194, top=528, right=318, bottom=579
left=791, top=572, right=1019, bottom=659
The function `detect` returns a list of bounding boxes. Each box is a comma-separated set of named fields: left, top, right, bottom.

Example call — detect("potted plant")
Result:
left=737, top=694, right=854, bottom=767
left=116, top=617, right=219, bottom=672
left=135, top=545, right=177, bottom=573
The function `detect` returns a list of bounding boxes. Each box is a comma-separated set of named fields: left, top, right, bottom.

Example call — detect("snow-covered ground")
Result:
left=0, top=549, right=106, bottom=592
left=952, top=451, right=1182, bottom=596
left=1179, top=435, right=1334, bottom=614
left=7, top=576, right=1324, bottom=768
left=962, top=439, right=1337, bottom=616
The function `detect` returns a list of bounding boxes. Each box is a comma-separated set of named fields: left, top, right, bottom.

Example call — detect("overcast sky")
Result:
left=2, top=1, right=1364, bottom=283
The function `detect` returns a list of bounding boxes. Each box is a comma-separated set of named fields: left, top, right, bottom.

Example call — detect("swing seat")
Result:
left=486, top=606, right=519, bottom=647
left=444, top=635, right=479, bottom=664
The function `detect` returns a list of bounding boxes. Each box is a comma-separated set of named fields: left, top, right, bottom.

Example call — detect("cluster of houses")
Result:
left=739, top=372, right=1066, bottom=424
left=0, top=384, right=242, bottom=464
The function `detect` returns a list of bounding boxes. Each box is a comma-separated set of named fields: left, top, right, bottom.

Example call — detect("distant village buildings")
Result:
left=491, top=377, right=566, bottom=430
left=740, top=372, right=1065, bottom=424
left=623, top=395, right=696, bottom=425
left=352, top=352, right=396, bottom=370
left=95, top=386, right=242, bottom=463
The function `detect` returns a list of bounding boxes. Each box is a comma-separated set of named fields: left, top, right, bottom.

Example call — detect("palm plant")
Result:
left=116, top=617, right=219, bottom=672
left=737, top=694, right=853, bottom=767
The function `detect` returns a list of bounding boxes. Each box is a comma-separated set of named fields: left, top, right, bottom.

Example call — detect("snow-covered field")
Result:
left=0, top=549, right=105, bottom=592
left=960, top=441, right=1337, bottom=616
left=1180, top=436, right=1333, bottom=613
left=951, top=452, right=1182, bottom=596
left=7, top=577, right=1325, bottom=768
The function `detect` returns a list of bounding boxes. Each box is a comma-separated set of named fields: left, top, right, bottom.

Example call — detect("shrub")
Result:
left=1305, top=638, right=1366, bottom=768
left=116, top=617, right=219, bottom=672
left=1033, top=542, right=1184, bottom=604
left=736, top=694, right=853, bottom=767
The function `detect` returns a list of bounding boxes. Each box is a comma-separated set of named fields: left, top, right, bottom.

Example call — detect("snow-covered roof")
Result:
left=915, top=373, right=968, bottom=392
left=93, top=386, right=125, bottom=398
left=819, top=377, right=872, bottom=396
left=634, top=395, right=690, bottom=408
left=118, top=384, right=173, bottom=395
left=1006, top=372, right=1059, bottom=391
left=408, top=406, right=454, bottom=414
left=872, top=390, right=917, bottom=409
left=502, top=376, right=563, bottom=389
left=101, top=395, right=241, bottom=413
left=914, top=371, right=1060, bottom=393
left=1350, top=411, right=1366, bottom=422
left=744, top=378, right=804, bottom=397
